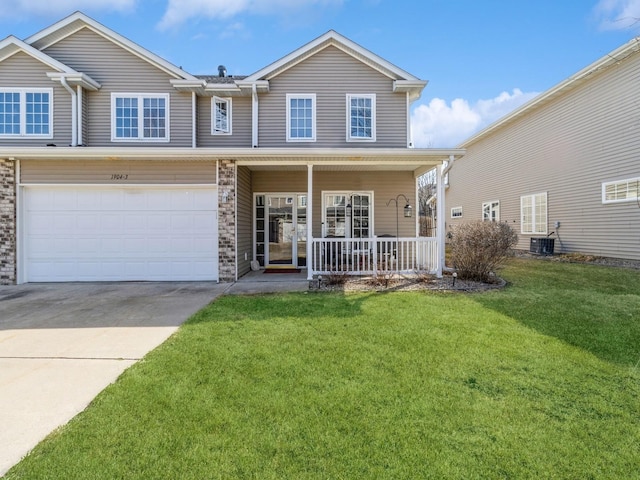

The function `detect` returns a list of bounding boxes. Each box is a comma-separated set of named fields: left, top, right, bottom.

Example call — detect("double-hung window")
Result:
left=602, top=177, right=639, bottom=203
left=0, top=88, right=52, bottom=137
left=286, top=94, right=315, bottom=142
left=347, top=94, right=376, bottom=141
left=482, top=201, right=500, bottom=221
left=212, top=97, right=231, bottom=135
left=521, top=192, right=547, bottom=234
left=112, top=93, right=169, bottom=141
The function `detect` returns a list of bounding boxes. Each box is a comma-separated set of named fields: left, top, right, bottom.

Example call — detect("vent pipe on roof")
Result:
left=218, top=65, right=227, bottom=77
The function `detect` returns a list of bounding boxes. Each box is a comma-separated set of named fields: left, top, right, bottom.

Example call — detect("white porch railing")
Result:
left=311, top=237, right=439, bottom=276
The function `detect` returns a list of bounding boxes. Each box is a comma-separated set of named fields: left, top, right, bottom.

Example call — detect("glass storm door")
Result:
left=256, top=194, right=307, bottom=267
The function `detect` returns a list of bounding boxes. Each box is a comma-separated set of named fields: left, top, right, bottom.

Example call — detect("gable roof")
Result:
left=0, top=35, right=100, bottom=90
left=242, top=30, right=427, bottom=100
left=459, top=36, right=640, bottom=148
left=25, top=11, right=199, bottom=82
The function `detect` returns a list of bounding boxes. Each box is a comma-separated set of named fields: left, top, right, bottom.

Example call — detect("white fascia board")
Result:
left=47, top=72, right=101, bottom=91
left=234, top=80, right=270, bottom=93
left=170, top=79, right=207, bottom=94
left=243, top=30, right=423, bottom=82
left=459, top=36, right=640, bottom=148
left=0, top=35, right=75, bottom=73
left=394, top=80, right=428, bottom=102
left=0, top=146, right=465, bottom=163
left=25, top=11, right=200, bottom=82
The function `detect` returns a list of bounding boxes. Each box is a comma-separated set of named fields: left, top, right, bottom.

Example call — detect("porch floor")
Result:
left=237, top=269, right=310, bottom=283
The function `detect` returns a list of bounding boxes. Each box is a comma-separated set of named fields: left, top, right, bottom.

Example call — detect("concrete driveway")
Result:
left=0, top=282, right=229, bottom=476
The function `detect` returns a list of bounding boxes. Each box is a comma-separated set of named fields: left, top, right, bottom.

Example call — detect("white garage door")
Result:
left=23, top=186, right=219, bottom=282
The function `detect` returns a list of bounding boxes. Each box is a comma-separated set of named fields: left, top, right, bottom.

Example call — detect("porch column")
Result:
left=436, top=162, right=445, bottom=278
left=307, top=164, right=313, bottom=280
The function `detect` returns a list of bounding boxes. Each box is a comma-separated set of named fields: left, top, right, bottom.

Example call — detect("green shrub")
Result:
left=450, top=221, right=518, bottom=282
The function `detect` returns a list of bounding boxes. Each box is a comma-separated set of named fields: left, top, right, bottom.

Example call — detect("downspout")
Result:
left=59, top=77, right=77, bottom=147
left=406, top=92, right=412, bottom=148
left=76, top=85, right=83, bottom=146
left=192, top=91, right=197, bottom=148
left=252, top=84, right=258, bottom=147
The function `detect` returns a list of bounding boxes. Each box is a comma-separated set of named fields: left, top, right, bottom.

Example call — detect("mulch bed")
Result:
left=312, top=250, right=640, bottom=293
left=314, top=271, right=505, bottom=293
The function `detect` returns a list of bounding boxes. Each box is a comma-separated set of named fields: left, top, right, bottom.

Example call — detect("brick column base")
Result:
left=0, top=159, right=16, bottom=285
left=218, top=160, right=236, bottom=282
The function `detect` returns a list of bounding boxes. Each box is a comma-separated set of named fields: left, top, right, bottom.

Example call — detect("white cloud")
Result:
left=158, top=0, right=343, bottom=30
left=593, top=0, right=640, bottom=30
left=411, top=89, right=539, bottom=148
left=0, top=0, right=135, bottom=18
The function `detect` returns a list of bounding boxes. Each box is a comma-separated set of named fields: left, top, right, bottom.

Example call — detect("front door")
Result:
left=255, top=194, right=306, bottom=268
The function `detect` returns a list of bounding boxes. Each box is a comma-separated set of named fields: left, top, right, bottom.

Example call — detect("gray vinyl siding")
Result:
left=42, top=27, right=193, bottom=147
left=251, top=170, right=416, bottom=237
left=197, top=96, right=252, bottom=147
left=258, top=46, right=407, bottom=148
left=20, top=160, right=217, bottom=184
left=237, top=166, right=253, bottom=277
left=446, top=48, right=640, bottom=260
left=0, top=52, right=72, bottom=146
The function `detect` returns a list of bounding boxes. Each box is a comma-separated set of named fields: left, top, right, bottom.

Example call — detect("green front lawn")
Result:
left=5, top=259, right=640, bottom=479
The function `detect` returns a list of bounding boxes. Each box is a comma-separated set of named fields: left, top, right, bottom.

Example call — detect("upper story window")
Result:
left=347, top=94, right=376, bottom=141
left=286, top=94, right=315, bottom=142
left=212, top=97, right=231, bottom=135
left=521, top=192, right=547, bottom=234
left=602, top=177, right=639, bottom=203
left=482, top=201, right=500, bottom=221
left=0, top=89, right=52, bottom=138
left=111, top=93, right=169, bottom=142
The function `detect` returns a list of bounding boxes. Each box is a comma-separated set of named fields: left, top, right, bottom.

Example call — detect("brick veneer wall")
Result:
left=218, top=160, right=236, bottom=282
left=0, top=159, right=16, bottom=285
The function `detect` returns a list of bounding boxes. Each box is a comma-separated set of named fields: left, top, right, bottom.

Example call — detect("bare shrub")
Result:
left=450, top=221, right=518, bottom=282
left=323, top=271, right=349, bottom=286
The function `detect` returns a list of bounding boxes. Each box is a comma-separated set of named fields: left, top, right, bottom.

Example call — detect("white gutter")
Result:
left=76, top=85, right=83, bottom=146
left=252, top=84, right=258, bottom=147
left=59, top=76, right=78, bottom=147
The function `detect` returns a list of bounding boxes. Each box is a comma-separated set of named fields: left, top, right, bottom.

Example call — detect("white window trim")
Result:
left=602, top=177, right=640, bottom=204
left=451, top=206, right=463, bottom=218
left=321, top=191, right=374, bottom=238
left=212, top=96, right=232, bottom=135
left=520, top=192, right=547, bottom=235
left=0, top=88, right=53, bottom=138
left=286, top=93, right=316, bottom=142
left=111, top=93, right=170, bottom=142
left=482, top=200, right=500, bottom=222
left=346, top=94, right=376, bottom=142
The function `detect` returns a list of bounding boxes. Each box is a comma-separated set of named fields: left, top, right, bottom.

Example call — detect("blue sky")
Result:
left=2, top=0, right=639, bottom=147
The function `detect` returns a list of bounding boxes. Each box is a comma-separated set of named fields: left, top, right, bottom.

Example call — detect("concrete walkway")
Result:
left=0, top=276, right=310, bottom=476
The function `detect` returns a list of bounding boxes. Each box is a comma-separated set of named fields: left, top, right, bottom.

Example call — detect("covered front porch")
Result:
left=236, top=148, right=464, bottom=280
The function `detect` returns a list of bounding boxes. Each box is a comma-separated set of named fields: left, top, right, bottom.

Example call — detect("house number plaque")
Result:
left=110, top=174, right=129, bottom=180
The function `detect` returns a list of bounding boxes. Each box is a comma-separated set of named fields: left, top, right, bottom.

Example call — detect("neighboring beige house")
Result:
left=0, top=12, right=463, bottom=284
left=446, top=37, right=640, bottom=260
